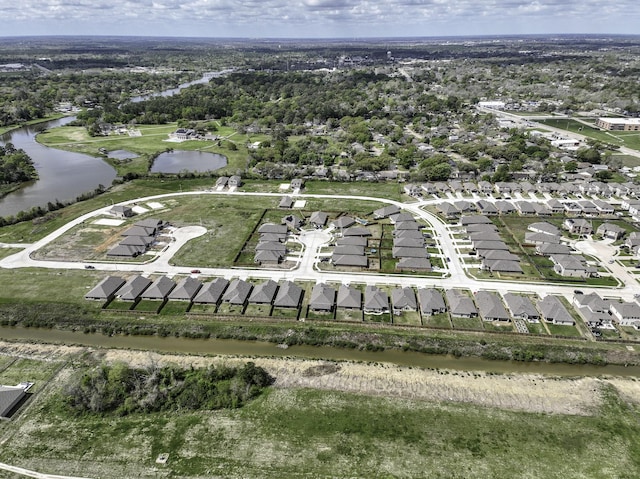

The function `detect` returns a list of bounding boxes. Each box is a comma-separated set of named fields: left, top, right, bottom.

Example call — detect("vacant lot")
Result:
left=1, top=344, right=640, bottom=479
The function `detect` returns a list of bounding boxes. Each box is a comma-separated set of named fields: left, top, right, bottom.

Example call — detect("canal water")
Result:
left=1, top=326, right=638, bottom=378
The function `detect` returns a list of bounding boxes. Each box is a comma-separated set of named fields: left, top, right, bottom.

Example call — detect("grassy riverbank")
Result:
left=0, top=113, right=67, bottom=136
left=1, top=343, right=640, bottom=479
left=0, top=291, right=635, bottom=367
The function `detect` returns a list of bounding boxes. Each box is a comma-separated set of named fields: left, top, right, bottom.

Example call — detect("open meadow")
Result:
left=1, top=343, right=640, bottom=479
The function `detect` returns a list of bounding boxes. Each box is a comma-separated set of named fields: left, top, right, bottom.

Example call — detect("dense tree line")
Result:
left=0, top=71, right=193, bottom=127
left=65, top=361, right=274, bottom=415
left=0, top=143, right=37, bottom=185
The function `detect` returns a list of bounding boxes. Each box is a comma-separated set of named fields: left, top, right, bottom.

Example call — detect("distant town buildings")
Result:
left=596, top=118, right=640, bottom=131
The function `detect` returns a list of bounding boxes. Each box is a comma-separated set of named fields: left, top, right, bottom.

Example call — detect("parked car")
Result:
left=84, top=265, right=95, bottom=270
left=190, top=269, right=201, bottom=274
left=574, top=290, right=583, bottom=295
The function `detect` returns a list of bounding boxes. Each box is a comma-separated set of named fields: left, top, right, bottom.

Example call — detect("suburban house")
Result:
left=503, top=293, right=539, bottom=322
left=331, top=254, right=368, bottom=268
left=515, top=201, right=536, bottom=216
left=290, top=178, right=304, bottom=191
left=108, top=204, right=133, bottom=219
left=222, top=279, right=253, bottom=305
left=364, top=285, right=389, bottom=315
left=418, top=288, right=447, bottom=315
left=445, top=289, right=478, bottom=318
left=334, top=245, right=365, bottom=256
left=396, top=257, right=432, bottom=271
left=332, top=216, right=356, bottom=230
left=116, top=275, right=152, bottom=301
left=437, top=202, right=459, bottom=218
left=469, top=230, right=502, bottom=242
left=106, top=243, right=146, bottom=257
left=0, top=383, right=32, bottom=419
left=528, top=222, right=560, bottom=236
left=392, top=246, right=429, bottom=259
left=391, top=287, right=417, bottom=314
left=609, top=301, right=640, bottom=327
left=563, top=218, right=593, bottom=236
left=141, top=276, right=176, bottom=301
left=536, top=243, right=572, bottom=256
left=168, top=277, right=202, bottom=302
left=464, top=223, right=498, bottom=233
left=547, top=199, right=565, bottom=214
left=475, top=291, right=510, bottom=322
left=481, top=259, right=523, bottom=274
left=537, top=295, right=575, bottom=325
left=279, top=196, right=294, bottom=209
left=389, top=213, right=416, bottom=224
left=460, top=215, right=493, bottom=225
left=573, top=293, right=614, bottom=328
left=625, top=232, right=640, bottom=253
left=193, top=278, right=230, bottom=304
left=85, top=276, right=126, bottom=301
left=282, top=214, right=304, bottom=230
left=550, top=254, right=594, bottom=278
left=479, top=250, right=519, bottom=261
left=524, top=232, right=561, bottom=245
left=342, top=226, right=371, bottom=237
left=596, top=223, right=626, bottom=240
left=228, top=175, right=242, bottom=188
left=494, top=200, right=515, bottom=214
left=254, top=250, right=284, bottom=265
left=249, top=279, right=279, bottom=304
left=309, top=211, right=328, bottom=228
left=309, top=283, right=336, bottom=312
left=337, top=285, right=362, bottom=310
left=258, top=223, right=288, bottom=236
left=477, top=200, right=498, bottom=216
left=215, top=176, right=229, bottom=188
left=373, top=205, right=400, bottom=219
left=274, top=281, right=304, bottom=308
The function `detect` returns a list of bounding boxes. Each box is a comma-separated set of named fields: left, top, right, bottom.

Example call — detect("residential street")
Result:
left=1, top=189, right=638, bottom=304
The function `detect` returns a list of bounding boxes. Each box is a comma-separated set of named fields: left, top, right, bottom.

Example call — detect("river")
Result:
left=1, top=325, right=638, bottom=378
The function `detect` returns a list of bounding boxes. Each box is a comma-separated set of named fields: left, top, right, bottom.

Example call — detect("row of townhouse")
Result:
left=460, top=215, right=524, bottom=275
left=437, top=197, right=617, bottom=220
left=106, top=218, right=166, bottom=258
left=407, top=179, right=640, bottom=200
left=446, top=289, right=576, bottom=326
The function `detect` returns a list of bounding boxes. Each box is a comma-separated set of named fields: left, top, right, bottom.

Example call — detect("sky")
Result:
left=1, top=0, right=639, bottom=38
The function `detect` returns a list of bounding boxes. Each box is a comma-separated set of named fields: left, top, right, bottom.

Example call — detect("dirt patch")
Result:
left=0, top=341, right=620, bottom=416
left=302, top=363, right=341, bottom=377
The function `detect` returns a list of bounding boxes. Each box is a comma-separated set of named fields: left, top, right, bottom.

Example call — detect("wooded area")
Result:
left=64, top=361, right=274, bottom=415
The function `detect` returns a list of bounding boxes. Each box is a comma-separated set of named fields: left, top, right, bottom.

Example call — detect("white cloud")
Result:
left=1, top=0, right=638, bottom=36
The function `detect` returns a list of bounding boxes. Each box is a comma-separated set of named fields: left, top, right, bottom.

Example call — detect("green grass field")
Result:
left=537, top=118, right=640, bottom=152
left=36, top=122, right=250, bottom=176
left=3, top=374, right=640, bottom=479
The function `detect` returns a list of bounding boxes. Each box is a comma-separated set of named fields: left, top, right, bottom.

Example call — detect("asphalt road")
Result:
left=0, top=189, right=638, bottom=302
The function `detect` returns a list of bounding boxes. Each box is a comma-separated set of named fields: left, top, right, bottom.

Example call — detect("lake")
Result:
left=0, top=117, right=117, bottom=218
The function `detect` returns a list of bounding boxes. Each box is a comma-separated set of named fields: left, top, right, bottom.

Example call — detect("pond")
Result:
left=150, top=150, right=227, bottom=174
left=107, top=149, right=138, bottom=161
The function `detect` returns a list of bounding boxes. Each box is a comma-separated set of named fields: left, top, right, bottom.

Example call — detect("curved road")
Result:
left=0, top=189, right=637, bottom=302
